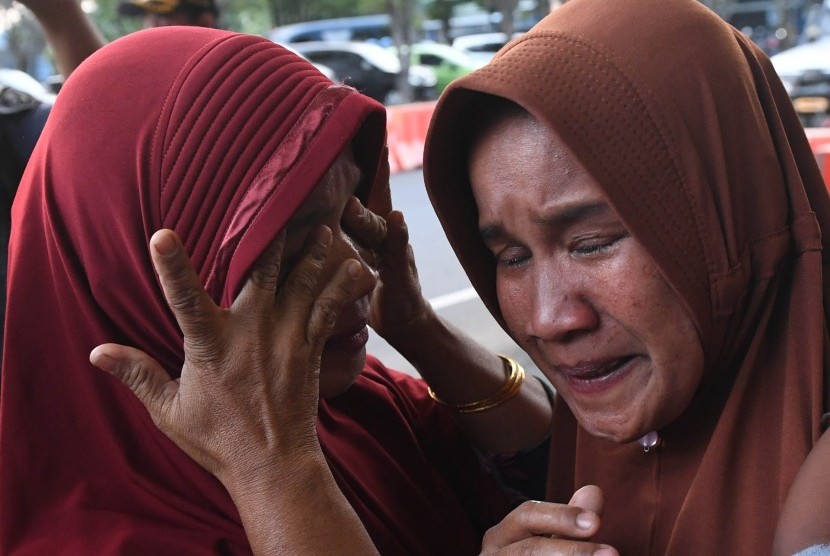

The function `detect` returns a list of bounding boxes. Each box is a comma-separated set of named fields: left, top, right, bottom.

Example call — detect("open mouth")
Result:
left=557, top=355, right=638, bottom=394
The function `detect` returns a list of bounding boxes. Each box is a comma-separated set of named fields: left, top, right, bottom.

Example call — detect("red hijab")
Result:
left=425, top=0, right=830, bottom=553
left=0, top=28, right=388, bottom=553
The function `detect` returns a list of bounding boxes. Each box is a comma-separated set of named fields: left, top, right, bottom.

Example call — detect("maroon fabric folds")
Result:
left=424, top=0, right=830, bottom=553
left=0, top=27, right=423, bottom=554
left=320, top=356, right=514, bottom=555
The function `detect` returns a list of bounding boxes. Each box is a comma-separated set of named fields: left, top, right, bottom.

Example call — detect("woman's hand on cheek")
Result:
left=479, top=486, right=618, bottom=556
left=89, top=227, right=360, bottom=491
left=342, top=196, right=434, bottom=340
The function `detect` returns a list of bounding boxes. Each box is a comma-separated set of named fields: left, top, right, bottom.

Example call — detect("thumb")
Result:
left=569, top=484, right=605, bottom=515
left=90, top=343, right=178, bottom=424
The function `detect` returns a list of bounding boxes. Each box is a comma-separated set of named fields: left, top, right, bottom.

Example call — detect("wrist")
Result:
left=379, top=302, right=439, bottom=347
left=217, top=439, right=325, bottom=500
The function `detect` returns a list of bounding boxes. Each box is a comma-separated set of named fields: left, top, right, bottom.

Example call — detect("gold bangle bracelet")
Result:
left=427, top=355, right=526, bottom=414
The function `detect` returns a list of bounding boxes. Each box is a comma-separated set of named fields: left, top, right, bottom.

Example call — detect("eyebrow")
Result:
left=479, top=201, right=612, bottom=242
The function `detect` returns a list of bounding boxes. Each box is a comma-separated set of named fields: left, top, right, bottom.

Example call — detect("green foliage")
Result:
left=88, top=0, right=142, bottom=41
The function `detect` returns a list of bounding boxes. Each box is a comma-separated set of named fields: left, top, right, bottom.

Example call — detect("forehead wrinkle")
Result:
left=531, top=201, right=612, bottom=229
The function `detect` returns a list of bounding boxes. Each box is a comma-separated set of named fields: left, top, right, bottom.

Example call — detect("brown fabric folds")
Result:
left=424, top=0, right=830, bottom=553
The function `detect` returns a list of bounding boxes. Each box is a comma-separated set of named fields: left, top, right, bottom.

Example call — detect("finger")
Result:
left=481, top=536, right=619, bottom=556
left=276, top=226, right=332, bottom=331
left=480, top=500, right=600, bottom=547
left=342, top=196, right=387, bottom=248
left=149, top=230, right=220, bottom=348
left=380, top=210, right=417, bottom=278
left=569, top=485, right=604, bottom=516
left=232, top=230, right=286, bottom=315
left=306, top=259, right=361, bottom=349
left=90, top=343, right=178, bottom=424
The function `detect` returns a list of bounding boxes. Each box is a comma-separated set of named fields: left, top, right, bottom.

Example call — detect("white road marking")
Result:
left=428, top=287, right=479, bottom=310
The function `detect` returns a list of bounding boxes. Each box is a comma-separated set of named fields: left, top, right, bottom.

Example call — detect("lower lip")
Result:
left=561, top=357, right=639, bottom=396
left=325, top=325, right=369, bottom=351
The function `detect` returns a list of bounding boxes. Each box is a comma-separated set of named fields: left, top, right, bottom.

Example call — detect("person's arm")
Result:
left=343, top=199, right=552, bottom=454
left=774, top=428, right=830, bottom=556
left=91, top=228, right=379, bottom=556
left=19, top=0, right=104, bottom=77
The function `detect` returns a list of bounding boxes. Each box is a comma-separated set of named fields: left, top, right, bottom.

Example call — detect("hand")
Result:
left=341, top=197, right=434, bottom=340
left=89, top=227, right=360, bottom=489
left=479, top=486, right=619, bottom=556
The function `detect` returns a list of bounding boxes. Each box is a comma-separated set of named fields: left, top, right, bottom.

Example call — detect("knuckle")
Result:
left=166, top=279, right=203, bottom=313
left=249, top=260, right=280, bottom=292
left=117, top=360, right=162, bottom=408
left=515, top=500, right=543, bottom=521
left=119, top=360, right=149, bottom=393
left=480, top=527, right=503, bottom=553
left=517, top=542, right=541, bottom=556
left=287, top=269, right=319, bottom=298
left=315, top=301, right=339, bottom=329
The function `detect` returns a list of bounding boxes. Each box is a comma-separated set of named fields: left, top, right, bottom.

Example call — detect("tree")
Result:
left=426, top=0, right=466, bottom=43
left=386, top=0, right=416, bottom=102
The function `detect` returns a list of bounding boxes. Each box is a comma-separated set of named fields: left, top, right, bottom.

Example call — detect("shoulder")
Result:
left=327, top=355, right=456, bottom=434
left=360, top=355, right=429, bottom=397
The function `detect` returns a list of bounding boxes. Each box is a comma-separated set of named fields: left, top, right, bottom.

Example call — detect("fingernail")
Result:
left=576, top=512, right=596, bottom=530
left=594, top=546, right=616, bottom=556
left=89, top=348, right=116, bottom=372
left=153, top=232, right=178, bottom=258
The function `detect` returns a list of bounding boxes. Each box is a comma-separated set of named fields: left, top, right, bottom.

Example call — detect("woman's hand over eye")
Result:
left=341, top=196, right=434, bottom=341
left=89, top=227, right=360, bottom=490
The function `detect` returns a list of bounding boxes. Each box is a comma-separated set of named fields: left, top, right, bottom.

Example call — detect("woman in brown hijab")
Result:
left=423, top=0, right=830, bottom=553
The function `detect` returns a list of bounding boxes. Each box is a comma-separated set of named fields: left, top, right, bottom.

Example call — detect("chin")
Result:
left=573, top=408, right=648, bottom=444
left=318, top=347, right=367, bottom=399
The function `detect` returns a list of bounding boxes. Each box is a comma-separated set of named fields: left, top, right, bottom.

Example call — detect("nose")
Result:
left=326, top=227, right=377, bottom=301
left=526, top=268, right=599, bottom=343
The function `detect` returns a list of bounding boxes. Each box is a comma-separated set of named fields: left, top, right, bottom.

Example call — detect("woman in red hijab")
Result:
left=421, top=0, right=830, bottom=553
left=0, top=27, right=553, bottom=555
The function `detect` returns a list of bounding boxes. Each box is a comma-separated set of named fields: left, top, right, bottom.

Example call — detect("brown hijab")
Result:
left=424, top=0, right=830, bottom=553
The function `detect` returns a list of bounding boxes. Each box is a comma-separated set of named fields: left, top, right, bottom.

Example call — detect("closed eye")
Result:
left=495, top=247, right=531, bottom=269
left=572, top=234, right=627, bottom=257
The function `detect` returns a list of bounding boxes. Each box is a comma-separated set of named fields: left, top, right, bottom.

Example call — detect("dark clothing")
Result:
left=0, top=82, right=51, bottom=348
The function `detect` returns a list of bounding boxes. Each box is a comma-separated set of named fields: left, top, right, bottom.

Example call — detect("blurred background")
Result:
left=4, top=0, right=830, bottom=377
left=5, top=0, right=830, bottom=102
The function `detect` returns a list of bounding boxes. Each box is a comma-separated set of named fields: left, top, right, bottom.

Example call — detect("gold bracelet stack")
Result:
left=427, top=354, right=526, bottom=414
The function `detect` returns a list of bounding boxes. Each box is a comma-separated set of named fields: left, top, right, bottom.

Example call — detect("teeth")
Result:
left=575, top=358, right=626, bottom=379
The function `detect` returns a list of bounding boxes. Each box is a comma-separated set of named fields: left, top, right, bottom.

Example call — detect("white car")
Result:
left=452, top=32, right=522, bottom=63
left=289, top=41, right=437, bottom=104
left=771, top=37, right=830, bottom=92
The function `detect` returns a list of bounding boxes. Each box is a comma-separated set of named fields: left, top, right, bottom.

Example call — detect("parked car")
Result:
left=451, top=32, right=522, bottom=63
left=269, top=14, right=393, bottom=44
left=289, top=41, right=437, bottom=104
left=390, top=42, right=483, bottom=92
left=771, top=36, right=830, bottom=127
left=771, top=0, right=830, bottom=127
left=282, top=44, right=337, bottom=82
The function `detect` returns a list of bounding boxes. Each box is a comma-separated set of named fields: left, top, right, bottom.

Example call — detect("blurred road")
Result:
left=366, top=169, right=544, bottom=380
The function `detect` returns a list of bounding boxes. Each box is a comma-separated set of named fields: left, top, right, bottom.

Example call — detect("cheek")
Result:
left=622, top=256, right=704, bottom=387
left=496, top=273, right=531, bottom=335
